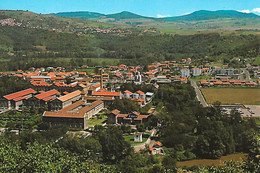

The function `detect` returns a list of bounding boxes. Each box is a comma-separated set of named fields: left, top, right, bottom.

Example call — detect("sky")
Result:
left=0, top=0, right=260, bottom=18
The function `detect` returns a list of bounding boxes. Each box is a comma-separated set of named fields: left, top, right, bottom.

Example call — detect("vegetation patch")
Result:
left=87, top=112, right=107, bottom=127
left=201, top=88, right=260, bottom=105
left=176, top=153, right=247, bottom=167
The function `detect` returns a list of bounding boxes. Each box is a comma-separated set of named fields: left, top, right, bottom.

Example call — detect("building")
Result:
left=24, top=89, right=60, bottom=109
left=49, top=90, right=81, bottom=110
left=43, top=99, right=104, bottom=130
left=0, top=88, right=37, bottom=110
left=134, top=71, right=142, bottom=85
left=180, top=68, right=190, bottom=78
left=134, top=132, right=143, bottom=142
left=151, top=76, right=171, bottom=84
left=123, top=90, right=133, bottom=98
left=109, top=109, right=150, bottom=124
left=192, top=68, right=201, bottom=76
left=149, top=142, right=165, bottom=155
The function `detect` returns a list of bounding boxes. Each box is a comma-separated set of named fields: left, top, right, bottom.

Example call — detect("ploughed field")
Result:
left=201, top=88, right=260, bottom=105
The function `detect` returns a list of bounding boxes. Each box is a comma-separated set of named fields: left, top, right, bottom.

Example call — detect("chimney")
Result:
left=100, top=68, right=103, bottom=90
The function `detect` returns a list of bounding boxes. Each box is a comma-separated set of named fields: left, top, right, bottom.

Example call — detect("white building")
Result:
left=192, top=68, right=201, bottom=76
left=181, top=68, right=190, bottom=78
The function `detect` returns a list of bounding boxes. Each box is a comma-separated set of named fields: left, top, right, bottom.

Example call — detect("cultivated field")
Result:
left=177, top=153, right=247, bottom=167
left=201, top=88, right=260, bottom=105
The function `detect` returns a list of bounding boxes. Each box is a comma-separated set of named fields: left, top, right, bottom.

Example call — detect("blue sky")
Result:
left=1, top=0, right=260, bottom=17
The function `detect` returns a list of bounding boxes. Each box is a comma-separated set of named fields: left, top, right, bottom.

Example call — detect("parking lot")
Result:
left=244, top=105, right=260, bottom=117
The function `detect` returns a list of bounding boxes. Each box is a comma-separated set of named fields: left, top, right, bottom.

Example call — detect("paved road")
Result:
left=242, top=68, right=251, bottom=82
left=190, top=80, right=209, bottom=107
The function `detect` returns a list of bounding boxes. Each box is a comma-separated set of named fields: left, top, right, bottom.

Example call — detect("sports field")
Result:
left=201, top=88, right=260, bottom=105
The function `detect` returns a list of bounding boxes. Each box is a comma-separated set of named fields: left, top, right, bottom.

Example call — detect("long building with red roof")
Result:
left=43, top=99, right=104, bottom=129
left=24, top=89, right=61, bottom=108
left=0, top=88, right=37, bottom=109
left=49, top=90, right=82, bottom=110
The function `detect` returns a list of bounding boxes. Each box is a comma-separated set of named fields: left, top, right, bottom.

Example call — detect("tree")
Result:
left=97, top=126, right=133, bottom=163
left=136, top=123, right=145, bottom=132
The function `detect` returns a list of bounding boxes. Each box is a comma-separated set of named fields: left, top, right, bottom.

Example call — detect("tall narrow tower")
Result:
left=100, top=68, right=103, bottom=90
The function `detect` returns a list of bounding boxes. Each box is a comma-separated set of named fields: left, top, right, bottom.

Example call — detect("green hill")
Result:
left=50, top=11, right=105, bottom=19
left=105, top=11, right=151, bottom=20
left=165, top=10, right=260, bottom=21
left=49, top=10, right=260, bottom=30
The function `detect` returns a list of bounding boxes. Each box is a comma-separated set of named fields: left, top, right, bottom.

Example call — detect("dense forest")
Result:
left=0, top=26, right=259, bottom=71
left=0, top=76, right=31, bottom=97
left=154, top=84, right=258, bottom=161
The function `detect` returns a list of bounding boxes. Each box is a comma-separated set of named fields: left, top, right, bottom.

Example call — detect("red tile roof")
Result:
left=42, top=97, right=56, bottom=102
left=58, top=90, right=81, bottom=102
left=43, top=99, right=103, bottom=118
left=136, top=90, right=144, bottom=95
left=124, top=90, right=132, bottom=95
left=92, top=91, right=120, bottom=97
left=4, top=88, right=37, bottom=100
left=35, top=89, right=60, bottom=100
left=111, top=109, right=120, bottom=115
left=13, top=96, right=28, bottom=102
left=92, top=83, right=100, bottom=88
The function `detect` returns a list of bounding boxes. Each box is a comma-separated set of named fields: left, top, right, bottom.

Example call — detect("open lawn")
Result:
left=253, top=56, right=260, bottom=66
left=87, top=115, right=107, bottom=127
left=177, top=153, right=247, bottom=167
left=201, top=88, right=260, bottom=105
left=190, top=75, right=212, bottom=80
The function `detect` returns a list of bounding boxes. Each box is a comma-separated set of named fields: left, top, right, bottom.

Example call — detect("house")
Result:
left=109, top=110, right=150, bottom=124
left=123, top=90, right=133, bottom=98
left=43, top=99, right=104, bottom=130
left=149, top=142, right=165, bottom=155
left=134, top=132, right=143, bottom=142
left=0, top=88, right=37, bottom=110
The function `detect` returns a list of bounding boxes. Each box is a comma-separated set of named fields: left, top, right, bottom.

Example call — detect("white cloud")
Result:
left=239, top=10, right=250, bottom=13
left=184, top=12, right=191, bottom=15
left=157, top=14, right=171, bottom=18
left=252, top=8, right=260, bottom=13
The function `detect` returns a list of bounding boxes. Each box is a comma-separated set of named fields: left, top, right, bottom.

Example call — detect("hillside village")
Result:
left=1, top=57, right=260, bottom=127
left=0, top=7, right=260, bottom=172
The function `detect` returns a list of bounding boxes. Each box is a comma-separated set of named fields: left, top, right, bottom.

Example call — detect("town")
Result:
left=0, top=57, right=259, bottom=141
left=0, top=4, right=260, bottom=172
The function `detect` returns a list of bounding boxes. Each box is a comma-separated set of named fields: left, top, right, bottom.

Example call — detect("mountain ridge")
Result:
left=51, top=10, right=260, bottom=21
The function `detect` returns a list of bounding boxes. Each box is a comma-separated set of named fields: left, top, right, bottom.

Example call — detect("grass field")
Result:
left=87, top=115, right=107, bottom=127
left=253, top=56, right=260, bottom=66
left=201, top=88, right=260, bottom=105
left=177, top=153, right=247, bottom=167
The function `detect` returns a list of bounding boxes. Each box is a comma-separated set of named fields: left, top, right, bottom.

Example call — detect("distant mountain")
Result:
left=51, top=11, right=151, bottom=20
left=51, top=10, right=260, bottom=21
left=164, top=10, right=260, bottom=21
left=50, top=11, right=105, bottom=19
left=105, top=11, right=151, bottom=20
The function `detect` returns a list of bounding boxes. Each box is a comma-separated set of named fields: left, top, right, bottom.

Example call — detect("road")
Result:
left=190, top=80, right=209, bottom=107
left=241, top=68, right=251, bottom=82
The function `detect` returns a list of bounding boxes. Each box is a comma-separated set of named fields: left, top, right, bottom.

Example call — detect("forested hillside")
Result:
left=0, top=25, right=259, bottom=71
